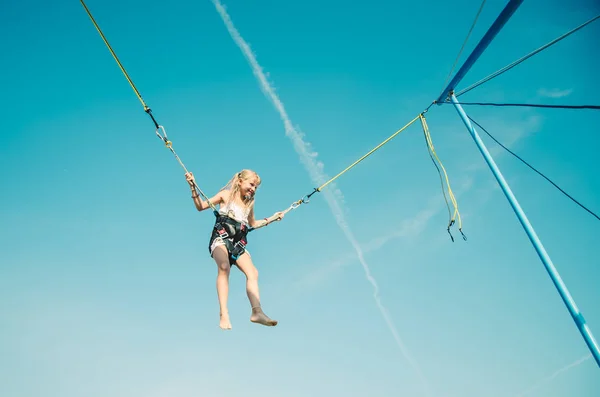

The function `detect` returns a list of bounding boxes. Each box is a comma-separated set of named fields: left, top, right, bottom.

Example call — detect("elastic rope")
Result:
left=287, top=114, right=423, bottom=217
left=468, top=116, right=600, bottom=223
left=80, top=0, right=148, bottom=111
left=80, top=0, right=218, bottom=214
left=456, top=14, right=600, bottom=97
left=317, top=114, right=421, bottom=192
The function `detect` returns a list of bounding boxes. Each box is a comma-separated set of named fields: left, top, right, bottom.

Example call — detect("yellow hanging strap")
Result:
left=420, top=114, right=466, bottom=241
left=79, top=0, right=218, bottom=215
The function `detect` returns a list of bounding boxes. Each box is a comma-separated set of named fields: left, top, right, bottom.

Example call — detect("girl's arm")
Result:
left=186, top=172, right=224, bottom=212
left=248, top=205, right=285, bottom=229
left=192, top=190, right=224, bottom=212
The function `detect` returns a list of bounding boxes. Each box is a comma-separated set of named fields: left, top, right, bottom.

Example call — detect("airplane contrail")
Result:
left=513, top=354, right=592, bottom=397
left=211, top=1, right=429, bottom=394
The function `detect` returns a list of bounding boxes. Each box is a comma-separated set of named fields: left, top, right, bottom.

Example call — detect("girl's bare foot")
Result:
left=220, top=312, right=232, bottom=330
left=250, top=307, right=277, bottom=326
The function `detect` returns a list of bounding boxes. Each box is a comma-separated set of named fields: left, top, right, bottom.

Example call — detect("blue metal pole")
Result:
left=436, top=0, right=524, bottom=104
left=449, top=93, right=600, bottom=367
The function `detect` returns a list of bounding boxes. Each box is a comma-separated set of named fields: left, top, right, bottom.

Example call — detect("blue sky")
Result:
left=1, top=0, right=599, bottom=396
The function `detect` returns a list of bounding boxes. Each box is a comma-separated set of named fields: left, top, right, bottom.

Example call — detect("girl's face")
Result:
left=239, top=175, right=260, bottom=199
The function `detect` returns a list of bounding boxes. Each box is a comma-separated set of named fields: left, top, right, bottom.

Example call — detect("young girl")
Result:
left=185, top=169, right=285, bottom=330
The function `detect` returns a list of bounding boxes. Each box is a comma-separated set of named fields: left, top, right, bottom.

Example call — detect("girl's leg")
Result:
left=235, top=252, right=277, bottom=326
left=212, top=245, right=232, bottom=330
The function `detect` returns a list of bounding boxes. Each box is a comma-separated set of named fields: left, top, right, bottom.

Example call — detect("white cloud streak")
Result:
left=211, top=1, right=429, bottom=394
left=537, top=88, right=573, bottom=99
left=512, top=354, right=592, bottom=397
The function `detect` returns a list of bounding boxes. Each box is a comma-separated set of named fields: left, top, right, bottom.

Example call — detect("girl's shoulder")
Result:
left=215, top=189, right=229, bottom=203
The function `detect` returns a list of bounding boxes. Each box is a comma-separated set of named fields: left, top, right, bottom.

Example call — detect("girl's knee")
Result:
left=218, top=263, right=231, bottom=274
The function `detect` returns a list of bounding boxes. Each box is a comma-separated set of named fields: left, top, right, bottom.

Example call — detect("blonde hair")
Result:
left=220, top=169, right=261, bottom=208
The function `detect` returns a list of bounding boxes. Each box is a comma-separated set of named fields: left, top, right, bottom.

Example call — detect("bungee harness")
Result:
left=210, top=214, right=250, bottom=264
